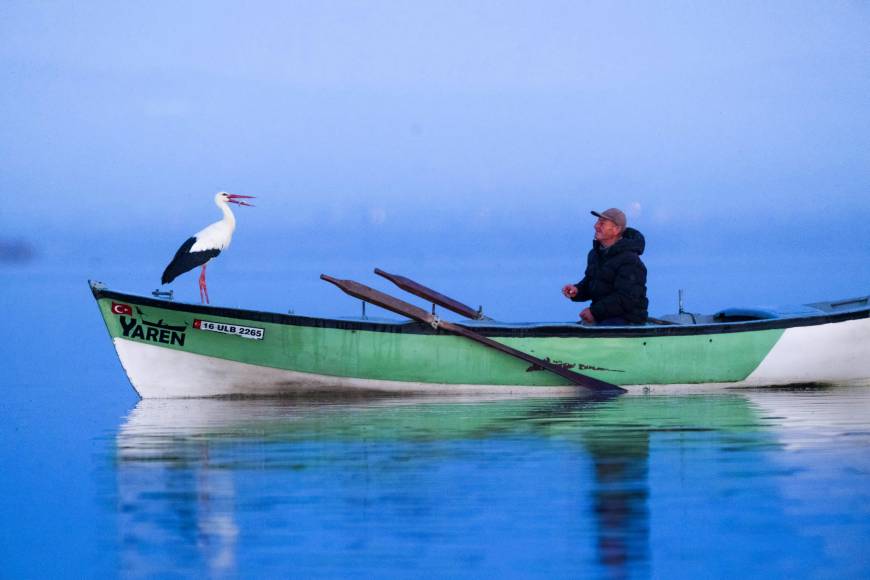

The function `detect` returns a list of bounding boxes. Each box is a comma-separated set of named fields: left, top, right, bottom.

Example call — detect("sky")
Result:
left=1, top=1, right=868, bottom=314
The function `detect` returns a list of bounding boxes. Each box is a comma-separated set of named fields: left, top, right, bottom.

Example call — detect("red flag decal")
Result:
left=111, top=302, right=133, bottom=316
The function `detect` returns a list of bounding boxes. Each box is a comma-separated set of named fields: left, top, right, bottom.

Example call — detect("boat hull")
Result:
left=112, top=338, right=586, bottom=397
left=91, top=282, right=870, bottom=398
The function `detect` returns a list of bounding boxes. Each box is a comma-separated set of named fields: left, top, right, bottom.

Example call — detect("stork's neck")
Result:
left=216, top=198, right=237, bottom=229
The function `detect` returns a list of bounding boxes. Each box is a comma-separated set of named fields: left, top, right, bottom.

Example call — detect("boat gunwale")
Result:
left=90, top=282, right=870, bottom=339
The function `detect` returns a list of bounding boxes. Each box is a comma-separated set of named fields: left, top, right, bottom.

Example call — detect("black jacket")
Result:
left=572, top=227, right=649, bottom=323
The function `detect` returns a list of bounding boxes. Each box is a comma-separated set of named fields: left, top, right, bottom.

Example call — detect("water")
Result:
left=2, top=262, right=870, bottom=578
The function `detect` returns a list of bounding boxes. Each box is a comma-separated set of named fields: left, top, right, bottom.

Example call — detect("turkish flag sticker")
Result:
left=111, top=302, right=133, bottom=316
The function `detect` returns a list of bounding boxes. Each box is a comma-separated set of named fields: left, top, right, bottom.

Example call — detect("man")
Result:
left=562, top=208, right=648, bottom=325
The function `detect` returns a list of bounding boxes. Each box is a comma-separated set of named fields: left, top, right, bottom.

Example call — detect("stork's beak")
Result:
left=227, top=194, right=256, bottom=207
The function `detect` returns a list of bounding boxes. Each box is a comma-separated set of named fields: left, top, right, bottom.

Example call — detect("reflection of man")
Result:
left=584, top=428, right=650, bottom=574
left=562, top=208, right=648, bottom=325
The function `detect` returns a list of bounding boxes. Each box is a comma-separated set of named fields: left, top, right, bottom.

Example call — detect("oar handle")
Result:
left=375, top=268, right=484, bottom=320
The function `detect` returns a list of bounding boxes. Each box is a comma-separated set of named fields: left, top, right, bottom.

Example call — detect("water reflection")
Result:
left=113, top=388, right=870, bottom=578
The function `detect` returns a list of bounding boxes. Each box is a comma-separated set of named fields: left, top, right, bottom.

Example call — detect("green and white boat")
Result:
left=90, top=279, right=870, bottom=398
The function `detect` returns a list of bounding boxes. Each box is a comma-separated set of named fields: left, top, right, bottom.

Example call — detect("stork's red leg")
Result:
left=199, top=264, right=209, bottom=304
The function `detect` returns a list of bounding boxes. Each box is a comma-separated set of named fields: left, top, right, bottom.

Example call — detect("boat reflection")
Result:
left=115, top=392, right=772, bottom=577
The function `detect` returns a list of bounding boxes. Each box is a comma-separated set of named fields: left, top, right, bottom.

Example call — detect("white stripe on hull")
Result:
left=744, top=317, right=870, bottom=386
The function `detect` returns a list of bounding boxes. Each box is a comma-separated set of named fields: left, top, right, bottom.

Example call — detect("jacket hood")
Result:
left=594, top=227, right=645, bottom=256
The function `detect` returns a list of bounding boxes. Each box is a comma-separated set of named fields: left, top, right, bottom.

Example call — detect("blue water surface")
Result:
left=2, top=259, right=870, bottom=579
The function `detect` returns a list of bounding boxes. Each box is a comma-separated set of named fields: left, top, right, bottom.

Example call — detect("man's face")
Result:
left=594, top=217, right=622, bottom=245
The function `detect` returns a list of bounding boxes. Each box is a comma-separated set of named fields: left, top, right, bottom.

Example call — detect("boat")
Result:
left=89, top=278, right=870, bottom=398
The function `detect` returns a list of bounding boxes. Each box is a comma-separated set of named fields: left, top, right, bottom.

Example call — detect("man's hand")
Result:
left=580, top=308, right=596, bottom=323
left=562, top=284, right=578, bottom=299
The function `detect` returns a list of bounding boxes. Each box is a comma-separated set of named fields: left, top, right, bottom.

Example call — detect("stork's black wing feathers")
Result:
left=161, top=237, right=221, bottom=284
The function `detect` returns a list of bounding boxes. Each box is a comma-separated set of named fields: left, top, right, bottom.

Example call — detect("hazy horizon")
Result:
left=2, top=1, right=868, bottom=317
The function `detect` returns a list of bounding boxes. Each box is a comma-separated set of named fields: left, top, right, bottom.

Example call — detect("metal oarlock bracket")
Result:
left=152, top=289, right=173, bottom=300
left=678, top=289, right=697, bottom=324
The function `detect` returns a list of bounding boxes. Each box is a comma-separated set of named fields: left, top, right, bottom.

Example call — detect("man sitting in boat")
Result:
left=562, top=207, right=649, bottom=325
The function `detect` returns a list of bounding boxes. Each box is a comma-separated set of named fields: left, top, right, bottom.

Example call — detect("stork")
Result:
left=161, top=191, right=255, bottom=304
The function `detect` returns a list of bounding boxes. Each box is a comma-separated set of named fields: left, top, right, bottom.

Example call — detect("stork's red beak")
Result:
left=227, top=194, right=256, bottom=207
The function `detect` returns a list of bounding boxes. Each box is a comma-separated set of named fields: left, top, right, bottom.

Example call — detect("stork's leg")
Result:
left=199, top=263, right=209, bottom=304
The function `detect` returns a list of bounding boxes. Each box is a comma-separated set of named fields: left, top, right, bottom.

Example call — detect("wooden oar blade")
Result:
left=320, top=274, right=434, bottom=324
left=440, top=320, right=625, bottom=393
left=375, top=268, right=484, bottom=320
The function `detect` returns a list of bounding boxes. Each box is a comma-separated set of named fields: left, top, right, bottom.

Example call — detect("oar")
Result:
left=320, top=274, right=625, bottom=394
left=374, top=268, right=486, bottom=320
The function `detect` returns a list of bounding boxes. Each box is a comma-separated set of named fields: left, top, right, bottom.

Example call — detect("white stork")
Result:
left=161, top=191, right=255, bottom=304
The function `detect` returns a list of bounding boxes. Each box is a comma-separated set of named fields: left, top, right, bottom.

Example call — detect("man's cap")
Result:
left=591, top=208, right=627, bottom=229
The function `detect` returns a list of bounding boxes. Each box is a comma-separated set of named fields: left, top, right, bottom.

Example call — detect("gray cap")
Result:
left=591, top=208, right=626, bottom=229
